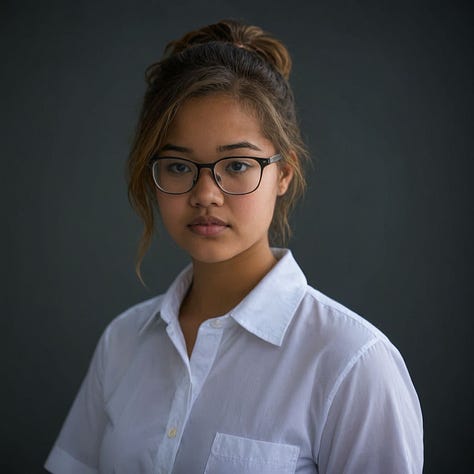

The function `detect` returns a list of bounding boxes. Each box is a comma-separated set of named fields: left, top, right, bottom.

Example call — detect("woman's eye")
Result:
left=226, top=160, right=252, bottom=173
left=167, top=162, right=191, bottom=174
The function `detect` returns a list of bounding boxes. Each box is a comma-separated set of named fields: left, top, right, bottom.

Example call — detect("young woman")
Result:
left=45, top=19, right=423, bottom=473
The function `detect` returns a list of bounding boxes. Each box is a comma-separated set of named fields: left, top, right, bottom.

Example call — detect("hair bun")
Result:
left=164, top=19, right=292, bottom=80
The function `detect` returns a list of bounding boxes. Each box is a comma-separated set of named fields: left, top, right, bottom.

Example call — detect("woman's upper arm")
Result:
left=317, top=339, right=423, bottom=474
left=44, top=329, right=109, bottom=473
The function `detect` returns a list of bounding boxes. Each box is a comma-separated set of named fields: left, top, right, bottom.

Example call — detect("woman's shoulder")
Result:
left=302, top=285, right=389, bottom=342
left=289, top=284, right=401, bottom=371
left=288, top=284, right=417, bottom=409
left=101, top=294, right=165, bottom=345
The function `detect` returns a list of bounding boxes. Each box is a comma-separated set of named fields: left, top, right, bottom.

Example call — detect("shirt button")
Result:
left=167, top=427, right=177, bottom=438
left=210, top=319, right=222, bottom=328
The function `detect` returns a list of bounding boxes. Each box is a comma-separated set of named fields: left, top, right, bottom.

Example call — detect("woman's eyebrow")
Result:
left=159, top=141, right=262, bottom=154
left=159, top=143, right=191, bottom=153
left=217, top=141, right=262, bottom=152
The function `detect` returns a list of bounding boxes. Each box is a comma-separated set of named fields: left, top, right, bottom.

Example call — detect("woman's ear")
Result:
left=277, top=152, right=295, bottom=196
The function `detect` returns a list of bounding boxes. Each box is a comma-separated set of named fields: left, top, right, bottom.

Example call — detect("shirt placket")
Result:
left=155, top=317, right=225, bottom=474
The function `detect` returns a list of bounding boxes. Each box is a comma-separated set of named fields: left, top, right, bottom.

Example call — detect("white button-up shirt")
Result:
left=45, top=249, right=423, bottom=473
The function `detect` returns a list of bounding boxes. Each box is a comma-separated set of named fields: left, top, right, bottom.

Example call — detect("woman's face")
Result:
left=155, top=94, right=293, bottom=265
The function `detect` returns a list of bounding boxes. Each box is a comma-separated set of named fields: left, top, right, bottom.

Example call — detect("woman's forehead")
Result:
left=161, top=94, right=273, bottom=155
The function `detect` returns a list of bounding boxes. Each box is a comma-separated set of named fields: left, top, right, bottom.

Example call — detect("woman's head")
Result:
left=128, top=19, right=309, bottom=277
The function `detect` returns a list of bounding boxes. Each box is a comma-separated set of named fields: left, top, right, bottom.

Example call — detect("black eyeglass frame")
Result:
left=149, top=153, right=283, bottom=195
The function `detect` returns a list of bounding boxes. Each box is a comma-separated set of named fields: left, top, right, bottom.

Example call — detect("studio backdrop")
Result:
left=2, top=1, right=472, bottom=472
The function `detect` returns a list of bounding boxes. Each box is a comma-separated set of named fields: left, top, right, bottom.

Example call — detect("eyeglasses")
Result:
left=149, top=154, right=282, bottom=195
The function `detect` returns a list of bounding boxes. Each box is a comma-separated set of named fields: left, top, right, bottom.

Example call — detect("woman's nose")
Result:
left=189, top=169, right=224, bottom=207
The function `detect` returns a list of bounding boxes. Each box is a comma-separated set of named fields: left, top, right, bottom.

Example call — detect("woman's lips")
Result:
left=188, top=216, right=229, bottom=237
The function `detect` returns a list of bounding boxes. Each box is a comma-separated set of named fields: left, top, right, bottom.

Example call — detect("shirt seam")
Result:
left=211, top=452, right=297, bottom=465
left=316, top=337, right=381, bottom=463
left=326, top=337, right=380, bottom=405
left=306, top=287, right=388, bottom=342
left=50, top=445, right=98, bottom=473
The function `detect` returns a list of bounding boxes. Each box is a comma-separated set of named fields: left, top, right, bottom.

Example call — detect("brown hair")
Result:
left=128, top=19, right=309, bottom=280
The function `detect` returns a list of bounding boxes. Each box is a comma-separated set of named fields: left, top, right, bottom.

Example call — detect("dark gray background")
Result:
left=2, top=1, right=472, bottom=472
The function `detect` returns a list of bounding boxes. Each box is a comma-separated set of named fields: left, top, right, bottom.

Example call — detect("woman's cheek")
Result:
left=232, top=194, right=276, bottom=228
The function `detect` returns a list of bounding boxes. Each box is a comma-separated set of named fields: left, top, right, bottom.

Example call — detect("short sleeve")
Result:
left=318, top=339, right=423, bottom=473
left=45, top=330, right=109, bottom=474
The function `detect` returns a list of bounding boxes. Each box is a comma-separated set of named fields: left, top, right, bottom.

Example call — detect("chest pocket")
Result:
left=204, top=432, right=299, bottom=474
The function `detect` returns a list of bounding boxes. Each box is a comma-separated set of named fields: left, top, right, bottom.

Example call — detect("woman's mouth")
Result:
left=188, top=216, right=229, bottom=237
left=188, top=216, right=230, bottom=237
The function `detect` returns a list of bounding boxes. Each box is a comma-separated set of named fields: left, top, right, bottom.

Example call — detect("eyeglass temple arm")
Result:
left=266, top=154, right=283, bottom=165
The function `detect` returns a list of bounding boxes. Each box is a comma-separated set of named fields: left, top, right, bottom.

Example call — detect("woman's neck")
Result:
left=180, top=243, right=277, bottom=323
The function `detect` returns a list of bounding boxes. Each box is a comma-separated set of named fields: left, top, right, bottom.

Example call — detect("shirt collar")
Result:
left=138, top=264, right=193, bottom=335
left=229, top=248, right=307, bottom=346
left=139, top=248, right=307, bottom=346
